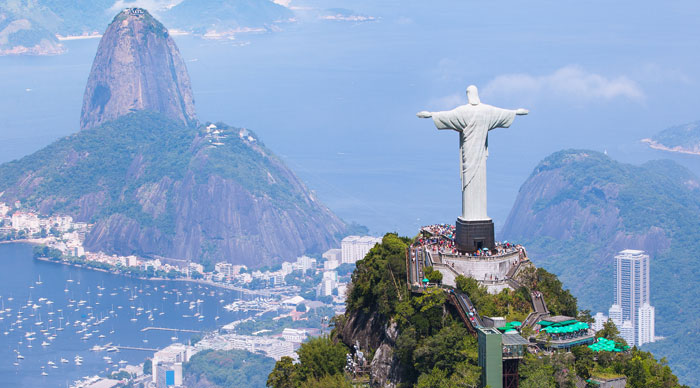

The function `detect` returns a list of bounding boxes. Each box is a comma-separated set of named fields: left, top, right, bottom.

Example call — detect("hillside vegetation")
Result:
left=0, top=111, right=346, bottom=266
left=501, top=149, right=700, bottom=385
left=267, top=234, right=685, bottom=388
left=184, top=349, right=275, bottom=388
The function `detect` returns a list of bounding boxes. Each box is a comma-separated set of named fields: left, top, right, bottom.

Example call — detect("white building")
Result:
left=323, top=248, right=342, bottom=263
left=281, top=295, right=305, bottom=307
left=0, top=203, right=9, bottom=217
left=593, top=312, right=608, bottom=332
left=267, top=340, right=295, bottom=360
left=215, top=262, right=234, bottom=277
left=189, top=262, right=204, bottom=274
left=320, top=278, right=335, bottom=296
left=281, top=261, right=294, bottom=275
left=611, top=249, right=654, bottom=346
left=619, top=320, right=635, bottom=346
left=323, top=271, right=338, bottom=282
left=11, top=211, right=40, bottom=231
left=70, top=246, right=85, bottom=257
left=48, top=215, right=73, bottom=232
left=271, top=272, right=285, bottom=286
left=296, top=256, right=317, bottom=272
left=324, top=259, right=339, bottom=271
left=152, top=343, right=196, bottom=385
left=637, top=303, right=655, bottom=346
left=608, top=304, right=623, bottom=327
left=281, top=328, right=307, bottom=344
left=341, top=236, right=382, bottom=264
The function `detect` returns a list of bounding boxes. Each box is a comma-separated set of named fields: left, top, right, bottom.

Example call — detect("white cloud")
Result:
left=482, top=65, right=644, bottom=103
left=273, top=0, right=292, bottom=7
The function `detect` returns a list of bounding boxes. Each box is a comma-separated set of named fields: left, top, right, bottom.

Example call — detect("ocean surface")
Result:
left=0, top=243, right=252, bottom=387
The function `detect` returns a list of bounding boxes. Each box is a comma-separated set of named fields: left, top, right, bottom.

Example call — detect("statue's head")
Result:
left=466, top=85, right=480, bottom=105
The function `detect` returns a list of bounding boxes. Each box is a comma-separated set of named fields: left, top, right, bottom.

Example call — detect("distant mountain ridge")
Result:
left=0, top=7, right=64, bottom=55
left=1, top=0, right=293, bottom=53
left=163, top=0, right=293, bottom=36
left=80, top=8, right=197, bottom=130
left=643, top=121, right=700, bottom=156
left=502, top=149, right=700, bottom=385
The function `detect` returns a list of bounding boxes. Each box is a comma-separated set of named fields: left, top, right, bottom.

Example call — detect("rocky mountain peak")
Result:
left=79, top=8, right=197, bottom=130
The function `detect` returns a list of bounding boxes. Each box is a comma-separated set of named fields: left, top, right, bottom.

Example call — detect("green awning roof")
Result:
left=588, top=337, right=628, bottom=353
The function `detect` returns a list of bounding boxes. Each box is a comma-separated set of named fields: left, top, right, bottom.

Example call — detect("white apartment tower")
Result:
left=612, top=249, right=655, bottom=346
left=592, top=312, right=608, bottom=332
left=638, top=303, right=655, bottom=346
left=341, top=236, right=382, bottom=264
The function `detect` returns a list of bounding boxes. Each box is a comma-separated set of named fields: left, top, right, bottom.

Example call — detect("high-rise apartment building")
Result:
left=341, top=236, right=382, bottom=264
left=611, top=249, right=655, bottom=346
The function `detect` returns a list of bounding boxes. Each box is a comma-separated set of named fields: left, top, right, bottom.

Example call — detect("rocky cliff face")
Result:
left=80, top=8, right=197, bottom=130
left=337, top=310, right=406, bottom=388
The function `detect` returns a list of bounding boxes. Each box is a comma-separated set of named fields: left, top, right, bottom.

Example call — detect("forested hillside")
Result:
left=0, top=112, right=347, bottom=266
left=267, top=234, right=685, bottom=388
left=501, top=149, right=700, bottom=385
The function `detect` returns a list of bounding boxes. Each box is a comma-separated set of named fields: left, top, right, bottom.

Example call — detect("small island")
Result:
left=642, top=121, right=700, bottom=156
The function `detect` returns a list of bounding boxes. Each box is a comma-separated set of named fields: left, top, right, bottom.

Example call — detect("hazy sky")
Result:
left=1, top=0, right=699, bottom=235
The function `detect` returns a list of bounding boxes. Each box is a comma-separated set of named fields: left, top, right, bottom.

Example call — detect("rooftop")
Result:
left=538, top=315, right=576, bottom=325
left=502, top=333, right=529, bottom=346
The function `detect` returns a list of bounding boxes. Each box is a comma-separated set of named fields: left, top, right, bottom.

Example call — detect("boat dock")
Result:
left=140, top=326, right=203, bottom=333
left=115, top=345, right=159, bottom=352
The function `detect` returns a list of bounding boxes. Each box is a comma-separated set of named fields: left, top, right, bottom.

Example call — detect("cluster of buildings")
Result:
left=7, top=200, right=380, bottom=318
left=0, top=203, right=92, bottom=258
left=4, top=197, right=382, bottom=299
left=593, top=249, right=656, bottom=347
left=204, top=123, right=257, bottom=148
left=0, top=203, right=89, bottom=236
left=193, top=329, right=305, bottom=361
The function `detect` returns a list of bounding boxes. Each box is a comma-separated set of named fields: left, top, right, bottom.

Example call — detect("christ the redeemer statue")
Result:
left=417, top=85, right=528, bottom=222
left=417, top=85, right=527, bottom=252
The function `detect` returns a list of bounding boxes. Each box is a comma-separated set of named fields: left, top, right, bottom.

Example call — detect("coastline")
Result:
left=641, top=138, right=700, bottom=156
left=0, top=238, right=49, bottom=245
left=33, top=254, right=287, bottom=297
left=56, top=34, right=102, bottom=41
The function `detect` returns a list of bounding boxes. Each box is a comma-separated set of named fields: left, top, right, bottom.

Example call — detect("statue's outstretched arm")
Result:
left=515, top=108, right=529, bottom=115
left=416, top=111, right=432, bottom=118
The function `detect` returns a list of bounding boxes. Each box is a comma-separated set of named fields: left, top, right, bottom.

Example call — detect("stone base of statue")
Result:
left=455, top=218, right=495, bottom=253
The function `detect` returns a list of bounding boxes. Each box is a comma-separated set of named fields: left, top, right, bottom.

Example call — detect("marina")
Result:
left=0, top=243, right=256, bottom=387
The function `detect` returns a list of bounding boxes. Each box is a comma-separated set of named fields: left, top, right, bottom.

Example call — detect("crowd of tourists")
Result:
left=413, top=224, right=522, bottom=258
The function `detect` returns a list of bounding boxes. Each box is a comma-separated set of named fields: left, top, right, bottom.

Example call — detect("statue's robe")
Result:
left=431, top=103, right=516, bottom=221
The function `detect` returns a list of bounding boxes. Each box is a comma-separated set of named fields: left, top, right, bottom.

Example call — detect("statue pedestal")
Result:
left=455, top=218, right=495, bottom=253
